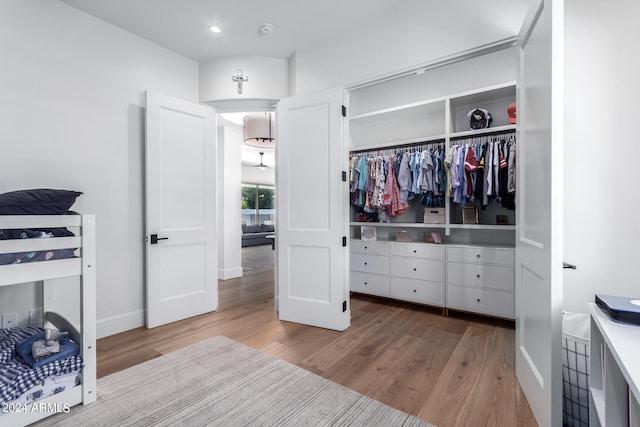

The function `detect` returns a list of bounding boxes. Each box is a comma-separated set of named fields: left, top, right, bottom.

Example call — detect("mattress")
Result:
left=0, top=228, right=76, bottom=265
left=5, top=370, right=80, bottom=406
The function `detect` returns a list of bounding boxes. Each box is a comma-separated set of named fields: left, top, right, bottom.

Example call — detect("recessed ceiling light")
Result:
left=210, top=26, right=221, bottom=33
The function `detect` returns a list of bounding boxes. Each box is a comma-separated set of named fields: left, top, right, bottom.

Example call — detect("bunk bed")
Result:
left=0, top=212, right=96, bottom=426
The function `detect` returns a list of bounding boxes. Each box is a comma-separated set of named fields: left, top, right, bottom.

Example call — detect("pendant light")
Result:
left=244, top=112, right=275, bottom=148
left=255, top=152, right=267, bottom=171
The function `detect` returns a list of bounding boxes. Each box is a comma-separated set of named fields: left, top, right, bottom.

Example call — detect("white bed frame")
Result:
left=0, top=213, right=96, bottom=426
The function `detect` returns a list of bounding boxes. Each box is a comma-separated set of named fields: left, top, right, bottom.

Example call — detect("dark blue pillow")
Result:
left=0, top=189, right=82, bottom=215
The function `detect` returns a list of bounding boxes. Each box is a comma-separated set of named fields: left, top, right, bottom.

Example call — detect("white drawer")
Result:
left=350, top=253, right=389, bottom=275
left=350, top=240, right=390, bottom=255
left=390, top=242, right=445, bottom=259
left=446, top=246, right=514, bottom=265
left=390, top=256, right=444, bottom=282
left=350, top=271, right=390, bottom=296
left=390, top=277, right=444, bottom=306
left=446, top=262, right=514, bottom=292
left=446, top=285, right=514, bottom=319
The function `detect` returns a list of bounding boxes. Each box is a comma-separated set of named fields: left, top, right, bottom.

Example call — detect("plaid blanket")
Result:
left=0, top=327, right=83, bottom=405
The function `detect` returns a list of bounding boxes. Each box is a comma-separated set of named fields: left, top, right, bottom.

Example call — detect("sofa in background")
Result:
left=242, top=223, right=275, bottom=247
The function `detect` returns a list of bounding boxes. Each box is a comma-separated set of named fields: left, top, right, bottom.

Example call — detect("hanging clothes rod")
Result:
left=451, top=132, right=516, bottom=147
left=350, top=139, right=445, bottom=156
left=450, top=129, right=516, bottom=145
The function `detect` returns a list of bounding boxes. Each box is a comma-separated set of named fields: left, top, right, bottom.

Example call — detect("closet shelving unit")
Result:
left=349, top=81, right=517, bottom=241
left=348, top=81, right=517, bottom=319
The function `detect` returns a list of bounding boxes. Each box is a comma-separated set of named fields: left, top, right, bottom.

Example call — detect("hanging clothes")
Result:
left=507, top=138, right=516, bottom=194
left=349, top=137, right=516, bottom=219
left=447, top=132, right=516, bottom=211
left=349, top=143, right=445, bottom=218
left=397, top=152, right=412, bottom=204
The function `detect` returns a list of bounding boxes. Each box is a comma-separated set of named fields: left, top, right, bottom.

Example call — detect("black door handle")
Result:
left=563, top=262, right=576, bottom=270
left=150, top=234, right=169, bottom=244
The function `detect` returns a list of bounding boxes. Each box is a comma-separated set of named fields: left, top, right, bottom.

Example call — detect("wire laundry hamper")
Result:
left=562, top=312, right=590, bottom=427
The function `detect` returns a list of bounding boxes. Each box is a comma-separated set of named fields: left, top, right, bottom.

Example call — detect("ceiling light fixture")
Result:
left=244, top=112, right=275, bottom=148
left=256, top=152, right=267, bottom=171
left=210, top=26, right=221, bottom=33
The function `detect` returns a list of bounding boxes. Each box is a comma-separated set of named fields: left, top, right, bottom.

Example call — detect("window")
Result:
left=241, top=184, right=275, bottom=225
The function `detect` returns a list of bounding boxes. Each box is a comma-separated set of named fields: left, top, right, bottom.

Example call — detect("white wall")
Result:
left=0, top=284, right=41, bottom=327
left=217, top=125, right=243, bottom=280
left=200, top=56, right=289, bottom=104
left=0, top=0, right=199, bottom=337
left=293, top=0, right=529, bottom=94
left=563, top=0, right=640, bottom=313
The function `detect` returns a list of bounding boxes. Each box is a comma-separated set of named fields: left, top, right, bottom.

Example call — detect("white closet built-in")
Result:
left=347, top=49, right=517, bottom=319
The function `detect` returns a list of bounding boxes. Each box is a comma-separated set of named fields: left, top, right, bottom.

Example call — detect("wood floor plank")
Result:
left=417, top=325, right=498, bottom=425
left=96, top=266, right=537, bottom=426
left=464, top=326, right=538, bottom=427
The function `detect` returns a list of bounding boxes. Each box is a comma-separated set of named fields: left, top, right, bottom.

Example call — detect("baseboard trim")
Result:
left=97, top=309, right=144, bottom=339
left=218, top=267, right=243, bottom=280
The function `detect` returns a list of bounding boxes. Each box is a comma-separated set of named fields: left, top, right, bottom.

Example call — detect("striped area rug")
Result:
left=37, top=335, right=434, bottom=426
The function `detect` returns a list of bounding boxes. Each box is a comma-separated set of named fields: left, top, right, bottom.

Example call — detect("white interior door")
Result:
left=515, top=1, right=563, bottom=426
left=276, top=88, right=350, bottom=331
left=145, top=91, right=217, bottom=328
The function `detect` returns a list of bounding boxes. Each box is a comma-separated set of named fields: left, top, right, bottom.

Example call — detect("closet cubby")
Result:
left=449, top=201, right=515, bottom=228
left=449, top=83, right=516, bottom=134
left=349, top=99, right=446, bottom=149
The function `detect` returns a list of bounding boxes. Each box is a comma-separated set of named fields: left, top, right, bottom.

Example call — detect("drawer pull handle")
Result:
left=364, top=262, right=367, bottom=266
left=476, top=274, right=480, bottom=278
left=364, top=282, right=368, bottom=285
left=413, top=268, right=417, bottom=271
left=477, top=298, right=481, bottom=302
left=476, top=254, right=480, bottom=258
left=413, top=289, right=417, bottom=293
left=413, top=250, right=417, bottom=253
left=364, top=246, right=368, bottom=250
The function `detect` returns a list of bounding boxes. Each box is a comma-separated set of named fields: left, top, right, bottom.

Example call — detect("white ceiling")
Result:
left=60, top=0, right=532, bottom=63
left=60, top=0, right=406, bottom=62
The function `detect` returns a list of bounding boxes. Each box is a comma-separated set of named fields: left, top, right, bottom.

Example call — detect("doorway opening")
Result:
left=216, top=110, right=276, bottom=281
left=241, top=183, right=275, bottom=275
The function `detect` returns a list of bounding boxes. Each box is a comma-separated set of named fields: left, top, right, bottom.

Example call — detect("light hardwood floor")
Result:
left=97, top=267, right=537, bottom=427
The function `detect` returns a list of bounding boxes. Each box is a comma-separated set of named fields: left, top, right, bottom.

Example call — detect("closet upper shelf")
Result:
left=450, top=124, right=516, bottom=140
left=349, top=98, right=446, bottom=124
